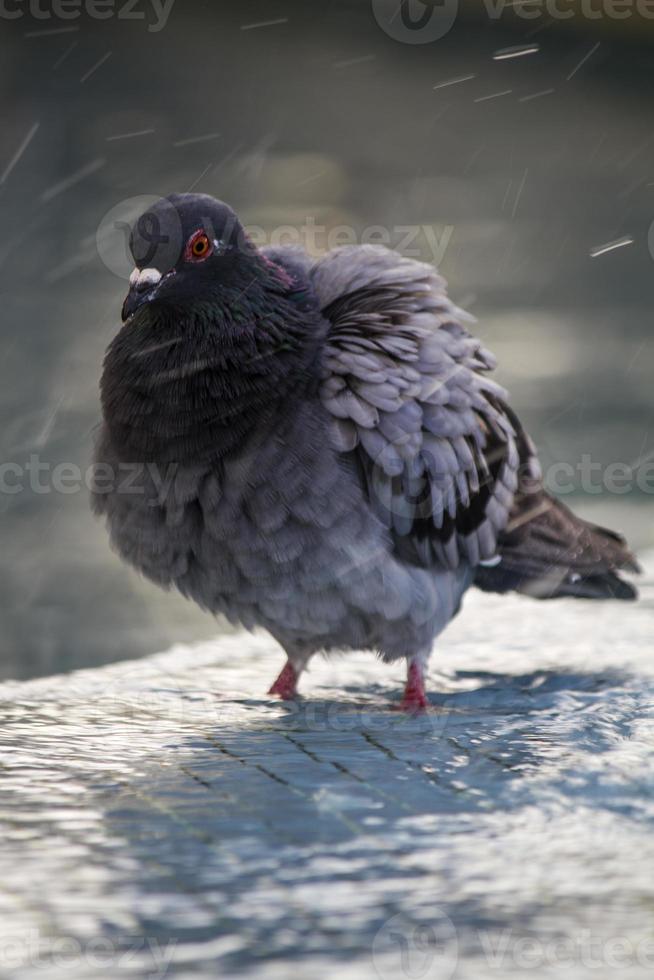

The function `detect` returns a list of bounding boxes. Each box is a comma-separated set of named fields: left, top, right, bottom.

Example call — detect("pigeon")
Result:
left=92, top=193, right=639, bottom=710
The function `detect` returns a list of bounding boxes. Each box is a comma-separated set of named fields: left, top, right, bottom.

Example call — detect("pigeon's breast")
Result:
left=176, top=426, right=383, bottom=634
left=93, top=402, right=380, bottom=627
left=93, top=401, right=467, bottom=657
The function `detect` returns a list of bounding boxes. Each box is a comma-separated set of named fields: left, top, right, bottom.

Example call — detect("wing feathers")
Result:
left=313, top=244, right=522, bottom=569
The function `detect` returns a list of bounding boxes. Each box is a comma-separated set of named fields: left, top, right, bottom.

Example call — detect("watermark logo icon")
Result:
left=372, top=0, right=459, bottom=44
left=372, top=910, right=459, bottom=980
left=96, top=194, right=183, bottom=281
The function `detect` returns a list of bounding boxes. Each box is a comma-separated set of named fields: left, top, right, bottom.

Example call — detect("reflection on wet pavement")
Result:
left=1, top=557, right=652, bottom=978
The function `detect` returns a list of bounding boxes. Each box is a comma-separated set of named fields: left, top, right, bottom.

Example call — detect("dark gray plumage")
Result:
left=92, top=193, right=639, bottom=709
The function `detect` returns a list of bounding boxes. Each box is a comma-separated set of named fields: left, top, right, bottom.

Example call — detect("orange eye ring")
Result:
left=185, top=230, right=213, bottom=262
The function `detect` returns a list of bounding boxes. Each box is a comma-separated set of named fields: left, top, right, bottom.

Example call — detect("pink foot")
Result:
left=398, top=660, right=429, bottom=712
left=268, top=660, right=299, bottom=700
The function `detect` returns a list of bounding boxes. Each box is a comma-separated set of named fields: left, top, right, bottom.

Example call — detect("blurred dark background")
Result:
left=0, top=1, right=652, bottom=680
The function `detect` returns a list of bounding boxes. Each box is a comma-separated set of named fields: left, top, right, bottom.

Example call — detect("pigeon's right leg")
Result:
left=268, top=650, right=312, bottom=700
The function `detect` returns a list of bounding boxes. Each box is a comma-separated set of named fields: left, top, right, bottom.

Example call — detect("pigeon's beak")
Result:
left=122, top=267, right=170, bottom=321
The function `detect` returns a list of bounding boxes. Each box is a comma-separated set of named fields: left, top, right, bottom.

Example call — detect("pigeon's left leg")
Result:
left=398, top=652, right=429, bottom=712
left=268, top=650, right=312, bottom=700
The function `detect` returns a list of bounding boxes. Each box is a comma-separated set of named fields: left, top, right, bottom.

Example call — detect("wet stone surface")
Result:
left=1, top=556, right=653, bottom=979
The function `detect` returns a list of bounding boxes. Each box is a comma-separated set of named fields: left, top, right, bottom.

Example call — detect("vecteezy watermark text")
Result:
left=0, top=456, right=180, bottom=501
left=1, top=453, right=653, bottom=500
left=0, top=930, right=176, bottom=977
left=490, top=0, right=654, bottom=20
left=95, top=194, right=455, bottom=281
left=373, top=911, right=654, bottom=979
left=0, top=0, right=175, bottom=32
left=246, top=219, right=453, bottom=267
left=372, top=0, right=654, bottom=45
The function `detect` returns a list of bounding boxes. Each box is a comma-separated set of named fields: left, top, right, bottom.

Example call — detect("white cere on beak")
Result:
left=129, top=267, right=163, bottom=289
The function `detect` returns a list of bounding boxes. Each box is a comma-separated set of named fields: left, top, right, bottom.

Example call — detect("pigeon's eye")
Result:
left=185, top=230, right=213, bottom=262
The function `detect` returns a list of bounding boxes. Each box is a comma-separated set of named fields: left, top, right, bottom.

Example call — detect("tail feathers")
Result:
left=551, top=571, right=637, bottom=601
left=475, top=492, right=640, bottom=601
left=475, top=563, right=638, bottom=601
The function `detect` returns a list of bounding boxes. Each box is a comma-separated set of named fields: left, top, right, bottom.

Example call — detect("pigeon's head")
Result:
left=121, top=193, right=262, bottom=321
left=103, top=194, right=323, bottom=461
